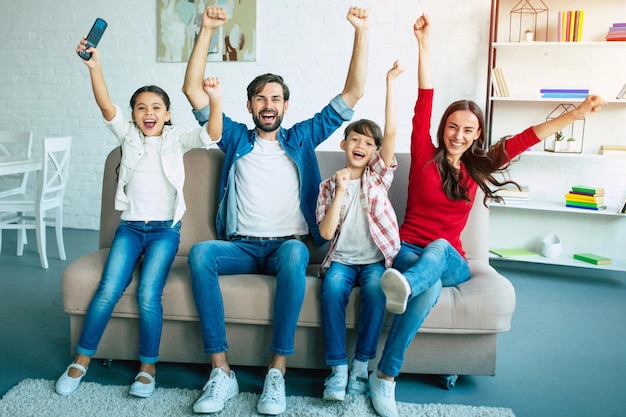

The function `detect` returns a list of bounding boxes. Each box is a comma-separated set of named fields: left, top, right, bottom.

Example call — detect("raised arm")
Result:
left=76, top=40, right=116, bottom=121
left=182, top=6, right=227, bottom=110
left=317, top=168, right=350, bottom=240
left=531, top=95, right=605, bottom=139
left=379, top=60, right=404, bottom=167
left=202, top=77, right=223, bottom=141
left=414, top=14, right=432, bottom=90
left=339, top=7, right=370, bottom=109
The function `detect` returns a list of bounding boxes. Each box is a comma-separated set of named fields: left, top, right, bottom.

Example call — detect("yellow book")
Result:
left=577, top=10, right=584, bottom=42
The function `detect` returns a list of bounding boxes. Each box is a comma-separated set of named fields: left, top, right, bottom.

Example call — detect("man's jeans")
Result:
left=378, top=239, right=470, bottom=377
left=321, top=261, right=386, bottom=366
left=77, top=220, right=180, bottom=364
left=188, top=237, right=308, bottom=356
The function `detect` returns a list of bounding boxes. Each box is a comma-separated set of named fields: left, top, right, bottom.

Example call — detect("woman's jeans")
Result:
left=188, top=237, right=308, bottom=357
left=77, top=220, right=180, bottom=364
left=321, top=261, right=387, bottom=366
left=378, top=239, right=470, bottom=377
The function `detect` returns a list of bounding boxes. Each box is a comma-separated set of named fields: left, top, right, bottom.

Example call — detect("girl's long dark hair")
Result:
left=434, top=99, right=521, bottom=207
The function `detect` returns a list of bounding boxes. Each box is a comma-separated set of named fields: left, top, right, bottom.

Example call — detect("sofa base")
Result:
left=69, top=315, right=497, bottom=376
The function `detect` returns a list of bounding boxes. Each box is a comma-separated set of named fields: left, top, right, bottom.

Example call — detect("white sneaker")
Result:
left=381, top=268, right=411, bottom=314
left=257, top=368, right=286, bottom=415
left=323, top=365, right=348, bottom=401
left=55, top=363, right=87, bottom=396
left=193, top=367, right=239, bottom=414
left=347, top=368, right=369, bottom=395
left=368, top=371, right=398, bottom=417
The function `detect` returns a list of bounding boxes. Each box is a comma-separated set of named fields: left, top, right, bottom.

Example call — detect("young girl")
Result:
left=55, top=38, right=222, bottom=398
left=316, top=61, right=403, bottom=401
left=368, top=14, right=605, bottom=417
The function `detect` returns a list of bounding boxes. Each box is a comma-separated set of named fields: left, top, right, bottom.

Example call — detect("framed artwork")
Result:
left=157, top=0, right=257, bottom=63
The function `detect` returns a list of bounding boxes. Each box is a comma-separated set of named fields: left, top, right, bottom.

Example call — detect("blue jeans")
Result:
left=377, top=239, right=470, bottom=377
left=77, top=220, right=180, bottom=364
left=188, top=237, right=308, bottom=356
left=321, top=261, right=386, bottom=366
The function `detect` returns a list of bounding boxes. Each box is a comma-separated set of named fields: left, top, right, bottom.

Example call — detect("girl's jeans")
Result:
left=377, top=239, right=470, bottom=377
left=321, top=261, right=386, bottom=366
left=77, top=220, right=180, bottom=364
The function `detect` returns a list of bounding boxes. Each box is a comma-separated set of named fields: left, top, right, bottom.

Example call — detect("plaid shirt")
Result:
left=316, top=153, right=400, bottom=274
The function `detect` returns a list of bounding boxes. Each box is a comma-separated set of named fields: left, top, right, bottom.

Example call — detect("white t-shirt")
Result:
left=122, top=136, right=176, bottom=221
left=332, top=179, right=383, bottom=265
left=234, top=137, right=308, bottom=237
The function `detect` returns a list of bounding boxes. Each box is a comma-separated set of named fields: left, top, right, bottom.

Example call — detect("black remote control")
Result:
left=78, top=18, right=108, bottom=60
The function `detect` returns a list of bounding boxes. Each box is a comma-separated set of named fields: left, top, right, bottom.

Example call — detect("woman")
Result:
left=368, top=13, right=605, bottom=417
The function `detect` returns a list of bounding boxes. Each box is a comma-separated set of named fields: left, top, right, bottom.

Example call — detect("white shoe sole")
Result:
left=381, top=269, right=411, bottom=314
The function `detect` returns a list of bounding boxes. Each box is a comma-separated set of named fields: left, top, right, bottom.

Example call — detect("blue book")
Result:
left=541, top=93, right=588, bottom=98
left=540, top=88, right=589, bottom=94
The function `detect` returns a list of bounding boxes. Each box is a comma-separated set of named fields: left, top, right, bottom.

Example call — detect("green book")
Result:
left=573, top=253, right=612, bottom=265
left=490, top=248, right=539, bottom=258
left=571, top=185, right=605, bottom=195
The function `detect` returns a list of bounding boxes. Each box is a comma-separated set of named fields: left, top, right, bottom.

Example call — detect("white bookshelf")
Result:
left=486, top=0, right=626, bottom=270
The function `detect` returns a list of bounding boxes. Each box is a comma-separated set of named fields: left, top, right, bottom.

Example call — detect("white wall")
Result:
left=0, top=0, right=491, bottom=229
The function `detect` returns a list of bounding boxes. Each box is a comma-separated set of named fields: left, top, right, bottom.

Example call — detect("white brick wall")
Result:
left=0, top=0, right=490, bottom=230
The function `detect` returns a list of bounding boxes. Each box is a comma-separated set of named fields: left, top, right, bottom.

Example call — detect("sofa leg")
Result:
left=437, top=374, right=459, bottom=390
left=101, top=359, right=113, bottom=369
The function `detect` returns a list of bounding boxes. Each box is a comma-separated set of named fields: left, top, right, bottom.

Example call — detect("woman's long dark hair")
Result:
left=434, top=99, right=521, bottom=207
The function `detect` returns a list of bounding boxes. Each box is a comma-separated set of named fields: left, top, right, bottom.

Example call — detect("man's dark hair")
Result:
left=247, top=73, right=290, bottom=102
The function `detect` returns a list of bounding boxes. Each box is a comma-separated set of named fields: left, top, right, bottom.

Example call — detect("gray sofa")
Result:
left=61, top=147, right=516, bottom=377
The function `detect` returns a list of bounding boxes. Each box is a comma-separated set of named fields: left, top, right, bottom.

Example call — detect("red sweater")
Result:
left=399, top=89, right=540, bottom=258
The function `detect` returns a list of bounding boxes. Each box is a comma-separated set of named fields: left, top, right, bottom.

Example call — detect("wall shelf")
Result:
left=489, top=253, right=626, bottom=272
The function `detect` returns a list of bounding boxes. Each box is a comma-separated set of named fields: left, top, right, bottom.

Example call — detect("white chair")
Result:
left=0, top=136, right=72, bottom=269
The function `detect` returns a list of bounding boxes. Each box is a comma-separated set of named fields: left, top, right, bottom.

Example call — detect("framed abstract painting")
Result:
left=157, top=0, right=257, bottom=62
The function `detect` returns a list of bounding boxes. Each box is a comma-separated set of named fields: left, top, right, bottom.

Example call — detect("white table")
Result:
left=0, top=156, right=42, bottom=198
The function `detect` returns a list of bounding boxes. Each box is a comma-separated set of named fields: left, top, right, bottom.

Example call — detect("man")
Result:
left=182, top=5, right=370, bottom=416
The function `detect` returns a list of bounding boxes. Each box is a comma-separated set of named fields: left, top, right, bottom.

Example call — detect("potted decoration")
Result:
left=567, top=137, right=577, bottom=152
left=553, top=131, right=564, bottom=152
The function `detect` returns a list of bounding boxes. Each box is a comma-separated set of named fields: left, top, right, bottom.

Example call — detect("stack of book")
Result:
left=557, top=10, right=584, bottom=42
left=606, top=22, right=626, bottom=41
left=540, top=88, right=588, bottom=99
left=565, top=185, right=606, bottom=211
left=494, top=184, right=530, bottom=203
left=491, top=67, right=510, bottom=98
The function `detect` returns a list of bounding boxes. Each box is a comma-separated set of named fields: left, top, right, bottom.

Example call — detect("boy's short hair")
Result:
left=343, top=119, right=383, bottom=148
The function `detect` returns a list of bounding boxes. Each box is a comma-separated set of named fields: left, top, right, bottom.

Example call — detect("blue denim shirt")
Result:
left=193, top=94, right=354, bottom=246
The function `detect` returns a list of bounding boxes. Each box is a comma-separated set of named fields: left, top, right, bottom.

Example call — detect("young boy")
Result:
left=315, top=61, right=403, bottom=401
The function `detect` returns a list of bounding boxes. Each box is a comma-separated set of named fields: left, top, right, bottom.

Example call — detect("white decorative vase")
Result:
left=541, top=233, right=562, bottom=258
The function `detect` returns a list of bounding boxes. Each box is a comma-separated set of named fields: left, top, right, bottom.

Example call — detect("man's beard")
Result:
left=252, top=112, right=283, bottom=133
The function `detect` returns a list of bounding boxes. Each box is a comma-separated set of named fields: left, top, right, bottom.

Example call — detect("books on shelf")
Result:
left=492, top=67, right=510, bottom=97
left=494, top=184, right=530, bottom=202
left=570, top=185, right=604, bottom=195
left=573, top=252, right=612, bottom=265
left=558, top=10, right=584, bottom=42
left=540, top=88, right=588, bottom=99
left=490, top=248, right=539, bottom=258
left=606, top=23, right=626, bottom=41
left=616, top=82, right=626, bottom=100
left=599, top=145, right=626, bottom=155
left=565, top=186, right=606, bottom=211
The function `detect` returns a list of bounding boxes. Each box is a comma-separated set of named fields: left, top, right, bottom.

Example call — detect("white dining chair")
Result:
left=0, top=136, right=72, bottom=269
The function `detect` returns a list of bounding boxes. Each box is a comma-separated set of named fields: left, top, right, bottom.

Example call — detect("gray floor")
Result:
left=1, top=228, right=625, bottom=417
